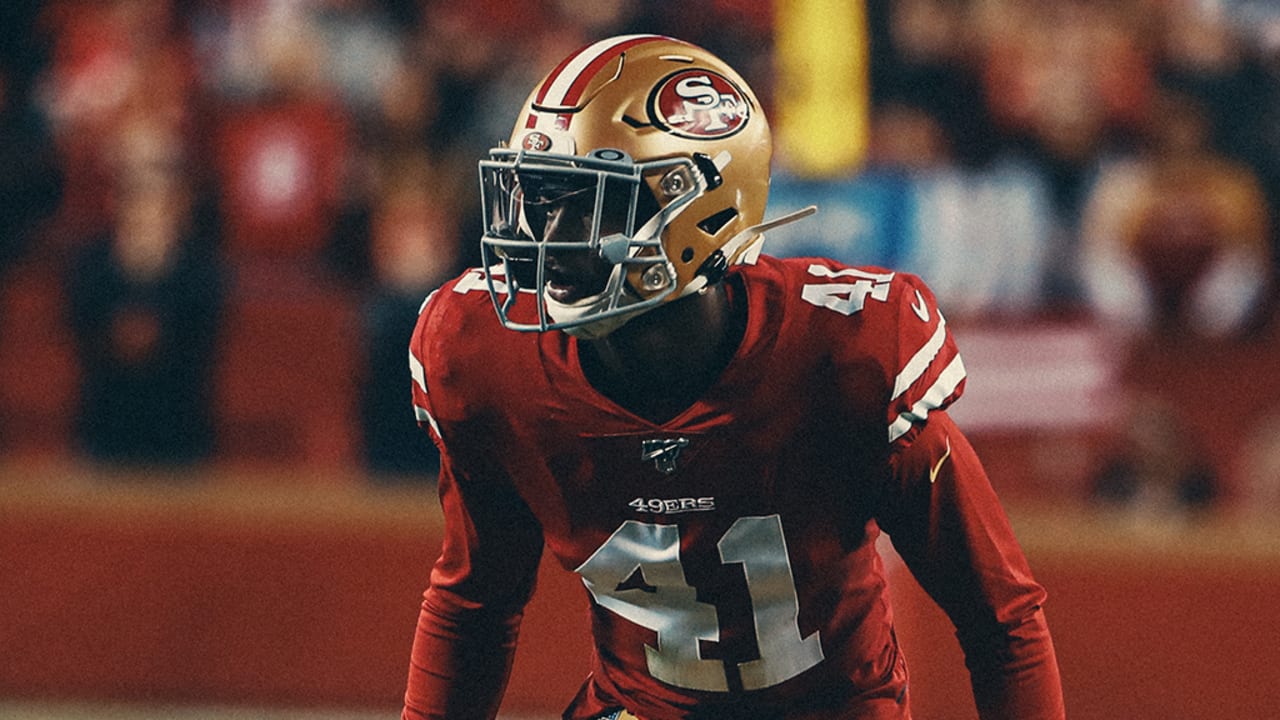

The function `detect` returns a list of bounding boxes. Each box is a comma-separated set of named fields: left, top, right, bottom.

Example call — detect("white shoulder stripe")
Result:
left=409, top=350, right=427, bottom=396
left=414, top=405, right=441, bottom=437
left=888, top=355, right=966, bottom=443
left=890, top=310, right=947, bottom=401
left=418, top=288, right=439, bottom=314
left=408, top=297, right=442, bottom=440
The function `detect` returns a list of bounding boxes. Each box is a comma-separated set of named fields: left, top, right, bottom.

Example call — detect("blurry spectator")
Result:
left=978, top=0, right=1156, bottom=305
left=204, top=4, right=354, bottom=263
left=1239, top=410, right=1280, bottom=516
left=329, top=40, right=442, bottom=282
left=1156, top=0, right=1280, bottom=334
left=67, top=118, right=225, bottom=467
left=0, top=56, right=62, bottom=274
left=868, top=0, right=1001, bottom=168
left=867, top=101, right=954, bottom=171
left=357, top=161, right=458, bottom=478
left=36, top=0, right=195, bottom=252
left=311, top=0, right=406, bottom=118
left=1089, top=391, right=1219, bottom=515
left=1157, top=0, right=1263, bottom=156
left=858, top=85, right=1053, bottom=320
left=1078, top=86, right=1271, bottom=341
left=413, top=4, right=519, bottom=164
left=406, top=6, right=565, bottom=269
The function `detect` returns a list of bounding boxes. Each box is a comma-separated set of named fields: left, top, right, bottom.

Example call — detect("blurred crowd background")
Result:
left=5, top=3, right=1280, bottom=719
left=3, top=0, right=1280, bottom=516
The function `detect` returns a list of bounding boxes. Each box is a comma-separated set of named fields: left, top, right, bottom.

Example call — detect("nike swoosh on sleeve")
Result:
left=911, top=289, right=930, bottom=322
left=929, top=437, right=952, bottom=484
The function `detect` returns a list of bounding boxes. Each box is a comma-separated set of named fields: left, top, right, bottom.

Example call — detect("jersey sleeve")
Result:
left=883, top=274, right=967, bottom=446
left=879, top=413, right=1064, bottom=719
left=403, top=286, right=546, bottom=720
left=869, top=276, right=1065, bottom=719
left=409, top=290, right=443, bottom=444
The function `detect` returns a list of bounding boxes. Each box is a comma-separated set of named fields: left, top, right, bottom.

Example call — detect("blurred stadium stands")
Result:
left=3, top=1, right=1280, bottom=719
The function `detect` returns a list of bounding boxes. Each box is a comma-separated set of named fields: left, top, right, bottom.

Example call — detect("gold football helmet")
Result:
left=479, top=34, right=804, bottom=337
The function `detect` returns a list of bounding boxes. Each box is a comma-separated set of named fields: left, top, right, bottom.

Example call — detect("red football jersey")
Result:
left=403, top=255, right=1063, bottom=720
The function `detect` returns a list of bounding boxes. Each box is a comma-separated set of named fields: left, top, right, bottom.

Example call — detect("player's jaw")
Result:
left=543, top=249, right=612, bottom=305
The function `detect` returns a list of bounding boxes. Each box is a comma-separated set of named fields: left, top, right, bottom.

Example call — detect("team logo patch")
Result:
left=650, top=69, right=750, bottom=139
left=641, top=437, right=690, bottom=474
left=522, top=131, right=553, bottom=151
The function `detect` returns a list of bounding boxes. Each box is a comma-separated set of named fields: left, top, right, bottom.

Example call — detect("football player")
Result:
left=403, top=34, right=1065, bottom=720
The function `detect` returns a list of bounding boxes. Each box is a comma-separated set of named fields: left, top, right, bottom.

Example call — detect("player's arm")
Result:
left=403, top=294, right=545, bottom=720
left=862, top=274, right=1063, bottom=719
left=881, top=412, right=1065, bottom=720
left=402, top=454, right=544, bottom=720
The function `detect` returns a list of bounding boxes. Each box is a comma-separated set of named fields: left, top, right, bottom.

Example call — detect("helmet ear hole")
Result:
left=696, top=249, right=729, bottom=283
left=697, top=207, right=738, bottom=236
left=680, top=247, right=695, bottom=263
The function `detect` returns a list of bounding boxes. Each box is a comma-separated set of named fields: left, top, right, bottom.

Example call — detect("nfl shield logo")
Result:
left=641, top=437, right=690, bottom=475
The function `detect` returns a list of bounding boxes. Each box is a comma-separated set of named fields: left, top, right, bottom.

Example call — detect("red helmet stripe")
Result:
left=534, top=50, right=581, bottom=105
left=534, top=34, right=666, bottom=107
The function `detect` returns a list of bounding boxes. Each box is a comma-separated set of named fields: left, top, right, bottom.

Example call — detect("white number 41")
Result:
left=575, top=515, right=824, bottom=691
left=800, top=264, right=894, bottom=316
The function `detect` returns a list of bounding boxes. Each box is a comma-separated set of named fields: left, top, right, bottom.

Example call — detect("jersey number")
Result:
left=800, top=264, right=894, bottom=316
left=575, top=515, right=823, bottom=691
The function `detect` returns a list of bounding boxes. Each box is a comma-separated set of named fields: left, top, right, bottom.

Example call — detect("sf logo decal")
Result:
left=651, top=69, right=750, bottom=139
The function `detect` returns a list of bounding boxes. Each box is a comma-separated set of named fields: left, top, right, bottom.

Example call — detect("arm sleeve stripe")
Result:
left=408, top=347, right=440, bottom=436
left=888, top=354, right=966, bottom=444
left=410, top=349, right=428, bottom=397
left=414, top=404, right=441, bottom=437
left=890, top=311, right=948, bottom=402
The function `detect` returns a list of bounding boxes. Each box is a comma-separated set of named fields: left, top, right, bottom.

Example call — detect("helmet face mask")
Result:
left=477, top=35, right=773, bottom=337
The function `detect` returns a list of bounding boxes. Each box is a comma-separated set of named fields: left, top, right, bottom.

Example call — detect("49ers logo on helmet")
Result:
left=522, top=131, right=553, bottom=151
left=650, top=69, right=750, bottom=139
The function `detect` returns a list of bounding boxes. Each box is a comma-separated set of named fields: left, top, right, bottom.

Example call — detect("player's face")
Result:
left=519, top=174, right=629, bottom=304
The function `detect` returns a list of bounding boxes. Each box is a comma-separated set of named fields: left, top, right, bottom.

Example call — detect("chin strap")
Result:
left=726, top=204, right=819, bottom=262
left=558, top=305, right=647, bottom=339
left=554, top=204, right=822, bottom=335
left=681, top=204, right=820, bottom=296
